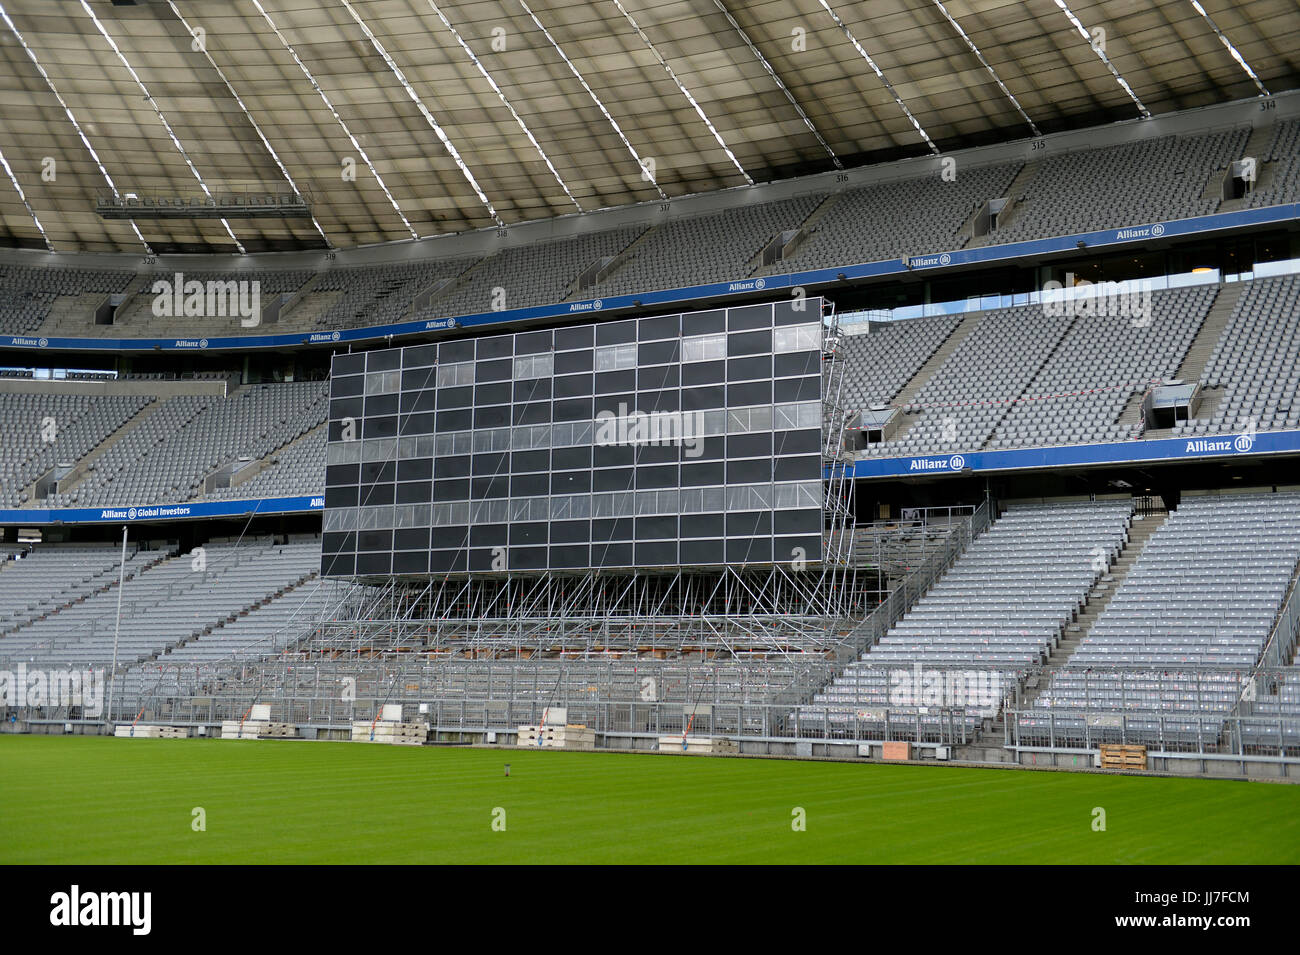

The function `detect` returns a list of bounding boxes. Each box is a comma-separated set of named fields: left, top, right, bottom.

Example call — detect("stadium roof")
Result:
left=0, top=0, right=1295, bottom=253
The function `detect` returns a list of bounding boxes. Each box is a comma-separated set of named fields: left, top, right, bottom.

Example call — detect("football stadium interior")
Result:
left=2, top=0, right=1300, bottom=807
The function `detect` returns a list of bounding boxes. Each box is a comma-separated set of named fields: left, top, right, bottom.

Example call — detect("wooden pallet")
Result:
left=1099, top=743, right=1147, bottom=770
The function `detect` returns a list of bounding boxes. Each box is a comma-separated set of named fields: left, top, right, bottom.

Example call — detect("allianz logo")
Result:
left=310, top=497, right=325, bottom=508
left=1116, top=222, right=1166, bottom=240
left=1186, top=433, right=1255, bottom=454
left=908, top=454, right=966, bottom=472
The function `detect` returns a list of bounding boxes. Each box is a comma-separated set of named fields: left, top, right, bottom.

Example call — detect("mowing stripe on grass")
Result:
left=1, top=736, right=1295, bottom=864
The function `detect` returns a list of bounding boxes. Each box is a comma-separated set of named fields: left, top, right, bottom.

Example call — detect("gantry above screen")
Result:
left=322, top=298, right=825, bottom=578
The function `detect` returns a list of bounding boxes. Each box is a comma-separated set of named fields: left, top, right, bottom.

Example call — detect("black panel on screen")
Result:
left=595, top=320, right=635, bottom=345
left=333, top=353, right=366, bottom=376
left=363, top=416, right=398, bottom=438
left=510, top=522, right=548, bottom=545
left=551, top=520, right=591, bottom=544
left=438, top=339, right=473, bottom=362
left=681, top=539, right=725, bottom=564
left=476, top=336, right=512, bottom=359
left=437, top=455, right=471, bottom=477
left=682, top=361, right=725, bottom=386
left=469, top=524, right=508, bottom=546
left=554, top=350, right=593, bottom=374
left=393, top=551, right=429, bottom=574
left=550, top=545, right=591, bottom=568
left=774, top=350, right=820, bottom=377
left=394, top=528, right=430, bottom=551
left=438, top=409, right=473, bottom=431
left=516, top=329, right=552, bottom=354
left=593, top=542, right=634, bottom=567
left=396, top=481, right=431, bottom=504
left=636, top=541, right=678, bottom=565
left=366, top=349, right=400, bottom=371
left=512, top=449, right=550, bottom=472
left=361, top=462, right=396, bottom=484
left=639, top=314, right=680, bottom=340
left=552, top=446, right=591, bottom=469
left=554, top=373, right=593, bottom=398
left=356, top=551, right=393, bottom=575
left=405, top=343, right=437, bottom=366
left=510, top=547, right=547, bottom=571
left=775, top=509, right=823, bottom=534
left=322, top=553, right=355, bottom=576
left=324, top=484, right=358, bottom=508
left=474, top=382, right=511, bottom=406
left=437, top=385, right=473, bottom=408
left=679, top=513, right=725, bottom=537
left=685, top=310, right=725, bottom=334
left=476, top=357, right=512, bottom=382
left=357, top=483, right=393, bottom=506
left=554, top=325, right=594, bottom=350
left=774, top=429, right=822, bottom=455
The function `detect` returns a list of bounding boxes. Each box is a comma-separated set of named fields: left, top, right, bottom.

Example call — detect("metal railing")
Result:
left=840, top=498, right=990, bottom=661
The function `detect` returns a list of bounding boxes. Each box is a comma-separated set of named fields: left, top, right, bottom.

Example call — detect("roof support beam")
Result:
left=608, top=0, right=753, bottom=185
left=1050, top=0, right=1151, bottom=119
left=248, top=0, right=418, bottom=239
left=1188, top=1, right=1270, bottom=96
left=336, top=0, right=503, bottom=227
left=76, top=0, right=247, bottom=253
left=516, top=0, right=667, bottom=199
left=0, top=145, right=52, bottom=251
left=424, top=0, right=582, bottom=213
left=928, top=0, right=1041, bottom=137
left=164, top=1, right=332, bottom=247
left=0, top=2, right=151, bottom=252
left=710, top=0, right=841, bottom=168
left=817, top=0, right=940, bottom=154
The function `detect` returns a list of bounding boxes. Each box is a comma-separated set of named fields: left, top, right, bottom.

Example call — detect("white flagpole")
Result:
left=105, top=524, right=127, bottom=728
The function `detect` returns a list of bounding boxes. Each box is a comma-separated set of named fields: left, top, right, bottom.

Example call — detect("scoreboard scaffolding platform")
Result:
left=318, top=296, right=861, bottom=655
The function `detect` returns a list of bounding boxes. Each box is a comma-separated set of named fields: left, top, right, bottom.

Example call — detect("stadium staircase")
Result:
left=1137, top=284, right=1240, bottom=440
left=566, top=228, right=653, bottom=299
left=1020, top=508, right=1168, bottom=706
left=271, top=272, right=324, bottom=325
left=959, top=509, right=1169, bottom=763
left=1216, top=125, right=1275, bottom=213
left=967, top=161, right=1039, bottom=248
left=152, top=570, right=319, bottom=663
left=224, top=421, right=327, bottom=491
left=757, top=193, right=843, bottom=272
left=1175, top=283, right=1242, bottom=384
left=53, top=399, right=169, bottom=499
left=888, top=312, right=981, bottom=413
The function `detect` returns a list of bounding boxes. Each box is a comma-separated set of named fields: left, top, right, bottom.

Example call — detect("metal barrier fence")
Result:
left=1009, top=710, right=1300, bottom=758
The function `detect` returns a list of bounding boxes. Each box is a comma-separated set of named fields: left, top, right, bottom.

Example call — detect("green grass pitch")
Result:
left=1, top=735, right=1296, bottom=864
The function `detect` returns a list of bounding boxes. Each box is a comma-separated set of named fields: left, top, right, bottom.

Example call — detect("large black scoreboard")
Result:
left=322, top=298, right=825, bottom=578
